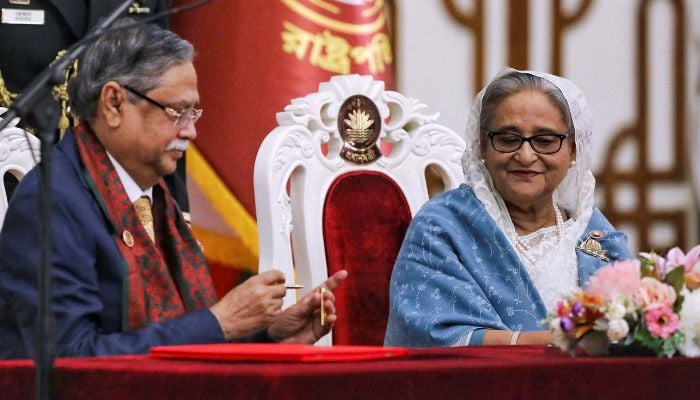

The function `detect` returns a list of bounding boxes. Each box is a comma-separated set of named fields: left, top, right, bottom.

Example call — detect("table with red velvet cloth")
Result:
left=1, top=345, right=698, bottom=399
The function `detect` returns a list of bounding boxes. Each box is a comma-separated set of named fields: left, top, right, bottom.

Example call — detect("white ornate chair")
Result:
left=0, top=115, right=40, bottom=229
left=254, top=75, right=465, bottom=346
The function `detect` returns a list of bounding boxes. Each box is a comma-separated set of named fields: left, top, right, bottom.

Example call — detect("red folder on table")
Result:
left=150, top=343, right=410, bottom=363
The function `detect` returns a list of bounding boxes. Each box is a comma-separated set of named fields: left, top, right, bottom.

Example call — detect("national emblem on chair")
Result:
left=254, top=75, right=466, bottom=345
left=0, top=116, right=40, bottom=229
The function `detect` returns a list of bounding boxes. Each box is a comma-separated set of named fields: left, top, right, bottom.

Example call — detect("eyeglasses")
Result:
left=486, top=131, right=569, bottom=154
left=122, top=85, right=202, bottom=128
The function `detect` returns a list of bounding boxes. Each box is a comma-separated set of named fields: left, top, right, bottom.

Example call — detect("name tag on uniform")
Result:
left=1, top=8, right=45, bottom=25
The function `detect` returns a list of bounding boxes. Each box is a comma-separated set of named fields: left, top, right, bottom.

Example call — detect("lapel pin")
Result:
left=577, top=229, right=609, bottom=262
left=122, top=230, right=135, bottom=248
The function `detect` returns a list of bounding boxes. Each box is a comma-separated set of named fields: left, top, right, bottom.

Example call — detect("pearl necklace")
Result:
left=515, top=200, right=564, bottom=267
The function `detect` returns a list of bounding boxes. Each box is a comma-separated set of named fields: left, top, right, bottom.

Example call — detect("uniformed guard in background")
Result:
left=0, top=0, right=189, bottom=218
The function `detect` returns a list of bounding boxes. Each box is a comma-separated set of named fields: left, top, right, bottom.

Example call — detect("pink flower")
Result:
left=637, top=277, right=677, bottom=310
left=644, top=304, right=680, bottom=340
left=665, top=245, right=700, bottom=273
left=663, top=245, right=700, bottom=290
left=588, top=260, right=642, bottom=302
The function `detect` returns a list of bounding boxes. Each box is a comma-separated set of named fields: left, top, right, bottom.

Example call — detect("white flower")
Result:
left=606, top=319, right=629, bottom=343
left=549, top=317, right=562, bottom=334
left=549, top=318, right=574, bottom=351
left=678, top=290, right=700, bottom=357
left=605, top=301, right=627, bottom=320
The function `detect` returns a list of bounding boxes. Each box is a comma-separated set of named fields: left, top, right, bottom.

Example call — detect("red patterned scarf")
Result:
left=73, top=123, right=217, bottom=330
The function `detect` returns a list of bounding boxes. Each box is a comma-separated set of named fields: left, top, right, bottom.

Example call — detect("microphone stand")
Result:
left=0, top=1, right=213, bottom=399
left=32, top=86, right=58, bottom=400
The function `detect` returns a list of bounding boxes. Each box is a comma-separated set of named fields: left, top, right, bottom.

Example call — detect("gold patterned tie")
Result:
left=133, top=196, right=155, bottom=242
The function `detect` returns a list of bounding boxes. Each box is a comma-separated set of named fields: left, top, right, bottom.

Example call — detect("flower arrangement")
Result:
left=547, top=245, right=700, bottom=357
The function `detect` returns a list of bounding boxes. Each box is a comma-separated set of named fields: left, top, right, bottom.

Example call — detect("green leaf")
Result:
left=633, top=320, right=664, bottom=355
left=659, top=332, right=685, bottom=358
left=673, top=296, right=685, bottom=314
left=661, top=338, right=677, bottom=357
left=666, top=266, right=685, bottom=294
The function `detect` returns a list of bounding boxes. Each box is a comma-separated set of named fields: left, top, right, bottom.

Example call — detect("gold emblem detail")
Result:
left=49, top=50, right=79, bottom=133
left=577, top=230, right=609, bottom=262
left=281, top=0, right=386, bottom=35
left=338, top=95, right=381, bottom=165
left=345, top=108, right=374, bottom=142
left=0, top=70, right=17, bottom=108
left=122, top=230, right=135, bottom=248
left=0, top=48, right=77, bottom=132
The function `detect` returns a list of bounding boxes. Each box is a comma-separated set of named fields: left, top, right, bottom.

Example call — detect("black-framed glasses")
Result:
left=486, top=131, right=569, bottom=154
left=122, top=85, right=202, bottom=128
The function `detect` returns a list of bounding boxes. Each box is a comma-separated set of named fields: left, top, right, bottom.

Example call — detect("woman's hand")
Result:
left=482, top=329, right=553, bottom=346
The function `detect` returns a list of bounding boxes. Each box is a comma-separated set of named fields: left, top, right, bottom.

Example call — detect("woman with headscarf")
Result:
left=384, top=69, right=632, bottom=347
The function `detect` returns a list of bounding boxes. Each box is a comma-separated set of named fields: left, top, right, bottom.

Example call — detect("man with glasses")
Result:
left=0, top=19, right=346, bottom=358
left=385, top=69, right=631, bottom=348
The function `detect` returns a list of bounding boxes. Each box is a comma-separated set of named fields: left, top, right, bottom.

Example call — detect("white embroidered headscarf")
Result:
left=461, top=68, right=596, bottom=307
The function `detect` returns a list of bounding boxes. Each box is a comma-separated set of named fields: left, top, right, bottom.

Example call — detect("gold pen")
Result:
left=320, top=287, right=327, bottom=326
left=285, top=283, right=304, bottom=289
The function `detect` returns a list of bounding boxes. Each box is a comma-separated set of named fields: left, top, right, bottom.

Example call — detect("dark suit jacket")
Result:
left=0, top=0, right=188, bottom=211
left=0, top=129, right=223, bottom=359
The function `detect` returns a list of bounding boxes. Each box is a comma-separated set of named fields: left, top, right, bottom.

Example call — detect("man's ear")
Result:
left=99, top=82, right=126, bottom=128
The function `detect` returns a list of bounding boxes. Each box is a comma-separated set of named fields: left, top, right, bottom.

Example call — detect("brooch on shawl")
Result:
left=577, top=230, right=610, bottom=262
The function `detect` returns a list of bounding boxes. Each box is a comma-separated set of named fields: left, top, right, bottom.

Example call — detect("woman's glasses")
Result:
left=486, top=131, right=569, bottom=154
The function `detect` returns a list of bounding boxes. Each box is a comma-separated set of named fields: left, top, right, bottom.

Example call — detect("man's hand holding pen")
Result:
left=209, top=269, right=348, bottom=344
left=268, top=270, right=348, bottom=344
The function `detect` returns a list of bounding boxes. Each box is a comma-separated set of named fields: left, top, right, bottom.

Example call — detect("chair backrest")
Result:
left=254, top=75, right=465, bottom=346
left=0, top=124, right=40, bottom=229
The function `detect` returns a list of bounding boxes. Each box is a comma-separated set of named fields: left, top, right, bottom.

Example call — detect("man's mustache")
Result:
left=165, top=139, right=189, bottom=152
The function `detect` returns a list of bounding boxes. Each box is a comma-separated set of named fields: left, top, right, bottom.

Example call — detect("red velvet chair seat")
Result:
left=323, top=171, right=412, bottom=345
